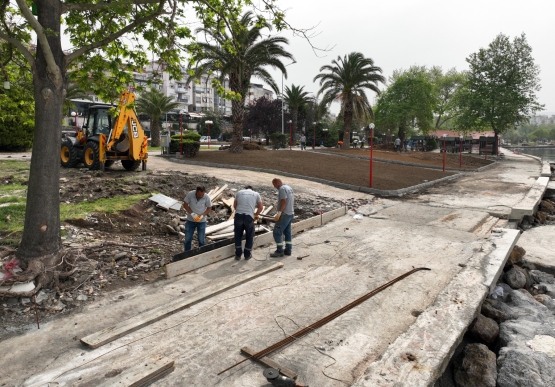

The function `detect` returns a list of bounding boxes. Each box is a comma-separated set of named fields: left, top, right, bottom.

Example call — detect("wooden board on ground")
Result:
left=211, top=184, right=228, bottom=202
left=205, top=219, right=235, bottom=235
left=321, top=206, right=347, bottom=224
left=291, top=214, right=322, bottom=235
left=81, top=263, right=283, bottom=348
left=97, top=355, right=174, bottom=387
left=240, top=346, right=297, bottom=380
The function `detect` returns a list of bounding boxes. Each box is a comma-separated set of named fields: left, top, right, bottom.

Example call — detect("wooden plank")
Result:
left=240, top=346, right=297, bottom=380
left=97, top=355, right=174, bottom=387
left=291, top=215, right=321, bottom=235
left=321, top=206, right=346, bottom=224
left=205, top=219, right=235, bottom=235
left=261, top=205, right=273, bottom=215
left=209, top=228, right=268, bottom=241
left=211, top=184, right=228, bottom=202
left=82, top=263, right=283, bottom=348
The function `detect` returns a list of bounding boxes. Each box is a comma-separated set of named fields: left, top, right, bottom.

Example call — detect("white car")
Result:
left=199, top=136, right=212, bottom=142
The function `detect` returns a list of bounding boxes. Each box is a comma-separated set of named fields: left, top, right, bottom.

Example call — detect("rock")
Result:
left=507, top=245, right=526, bottom=265
left=536, top=211, right=547, bottom=224
left=497, top=347, right=546, bottom=387
left=529, top=270, right=555, bottom=284
left=454, top=343, right=497, bottom=387
left=170, top=218, right=180, bottom=229
left=470, top=314, right=499, bottom=344
left=20, top=297, right=31, bottom=305
left=513, top=266, right=533, bottom=288
left=113, top=251, right=127, bottom=261
left=540, top=200, right=555, bottom=213
left=165, top=225, right=177, bottom=234
left=76, top=295, right=88, bottom=301
left=51, top=301, right=66, bottom=311
left=505, top=268, right=526, bottom=289
left=35, top=290, right=50, bottom=305
left=533, top=294, right=555, bottom=311
left=538, top=283, right=555, bottom=298
left=481, top=299, right=515, bottom=323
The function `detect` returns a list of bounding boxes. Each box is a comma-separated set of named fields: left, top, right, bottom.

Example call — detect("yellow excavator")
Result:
left=61, top=90, right=148, bottom=171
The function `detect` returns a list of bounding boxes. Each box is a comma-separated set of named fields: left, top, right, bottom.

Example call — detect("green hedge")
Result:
left=170, top=132, right=200, bottom=157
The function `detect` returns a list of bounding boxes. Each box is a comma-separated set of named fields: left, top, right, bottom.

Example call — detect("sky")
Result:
left=260, top=0, right=555, bottom=115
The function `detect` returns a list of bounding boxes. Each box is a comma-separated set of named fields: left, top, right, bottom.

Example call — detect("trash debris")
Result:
left=353, top=214, right=363, bottom=220
left=490, top=285, right=504, bottom=300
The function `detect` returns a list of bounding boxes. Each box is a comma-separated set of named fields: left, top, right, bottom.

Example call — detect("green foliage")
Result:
left=456, top=33, right=543, bottom=135
left=314, top=52, right=385, bottom=148
left=284, top=84, right=312, bottom=133
left=426, top=138, right=438, bottom=150
left=196, top=109, right=224, bottom=139
left=269, top=132, right=287, bottom=149
left=375, top=66, right=436, bottom=139
left=170, top=132, right=200, bottom=156
left=136, top=88, right=180, bottom=147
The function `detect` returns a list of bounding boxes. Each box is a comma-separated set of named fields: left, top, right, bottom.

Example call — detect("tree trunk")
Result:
left=150, top=118, right=160, bottom=147
left=292, top=108, right=298, bottom=139
left=229, top=74, right=247, bottom=153
left=342, top=100, right=353, bottom=149
left=16, top=1, right=65, bottom=268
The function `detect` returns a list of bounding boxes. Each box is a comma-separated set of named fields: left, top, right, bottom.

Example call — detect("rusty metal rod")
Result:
left=218, top=267, right=431, bottom=375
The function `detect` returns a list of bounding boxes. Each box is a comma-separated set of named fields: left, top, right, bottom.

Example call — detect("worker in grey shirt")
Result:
left=182, top=186, right=212, bottom=251
left=233, top=185, right=263, bottom=260
left=270, top=178, right=294, bottom=257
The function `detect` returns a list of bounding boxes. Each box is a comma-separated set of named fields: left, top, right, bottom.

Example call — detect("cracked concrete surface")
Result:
left=0, top=150, right=544, bottom=387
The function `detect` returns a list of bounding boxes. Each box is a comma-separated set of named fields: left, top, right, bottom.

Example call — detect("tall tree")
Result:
left=456, top=33, right=544, bottom=143
left=314, top=52, right=385, bottom=149
left=283, top=84, right=311, bottom=135
left=0, top=0, right=292, bottom=296
left=188, top=11, right=293, bottom=153
left=428, top=67, right=466, bottom=129
left=243, top=97, right=286, bottom=143
left=136, top=88, right=179, bottom=146
left=374, top=66, right=437, bottom=140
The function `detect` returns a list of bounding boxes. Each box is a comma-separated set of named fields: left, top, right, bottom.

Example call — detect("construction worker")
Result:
left=270, top=178, right=295, bottom=257
left=182, top=186, right=212, bottom=251
left=233, top=185, right=263, bottom=260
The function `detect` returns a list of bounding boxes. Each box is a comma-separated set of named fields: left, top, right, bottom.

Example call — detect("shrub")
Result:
left=426, top=138, right=438, bottom=151
left=170, top=132, right=201, bottom=157
left=269, top=132, right=287, bottom=149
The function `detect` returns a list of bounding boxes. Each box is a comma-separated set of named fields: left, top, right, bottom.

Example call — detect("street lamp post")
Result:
left=281, top=61, right=297, bottom=134
left=442, top=134, right=447, bottom=172
left=459, top=135, right=463, bottom=168
left=71, top=111, right=78, bottom=132
left=205, top=120, right=213, bottom=149
left=369, top=123, right=375, bottom=187
left=179, top=110, right=185, bottom=155
left=312, top=122, right=316, bottom=150
left=323, top=128, right=328, bottom=145
left=287, top=120, right=293, bottom=150
left=485, top=134, right=488, bottom=161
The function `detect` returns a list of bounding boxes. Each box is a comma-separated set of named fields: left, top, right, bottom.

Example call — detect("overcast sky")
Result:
left=261, top=0, right=555, bottom=115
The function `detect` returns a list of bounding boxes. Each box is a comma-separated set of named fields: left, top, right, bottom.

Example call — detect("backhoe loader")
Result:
left=60, top=90, right=148, bottom=171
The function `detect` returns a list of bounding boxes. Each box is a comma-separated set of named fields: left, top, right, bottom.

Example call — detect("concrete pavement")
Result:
left=0, top=150, right=546, bottom=387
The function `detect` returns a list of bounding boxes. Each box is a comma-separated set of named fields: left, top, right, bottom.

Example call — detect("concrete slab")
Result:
left=541, top=161, right=552, bottom=177
left=518, top=225, right=555, bottom=275
left=509, top=176, right=549, bottom=220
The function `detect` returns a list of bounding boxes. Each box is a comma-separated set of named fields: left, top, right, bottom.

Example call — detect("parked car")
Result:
left=242, top=136, right=251, bottom=141
left=200, top=136, right=212, bottom=142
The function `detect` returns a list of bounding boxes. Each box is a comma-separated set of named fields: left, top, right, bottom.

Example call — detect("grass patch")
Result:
left=0, top=184, right=27, bottom=195
left=0, top=195, right=26, bottom=204
left=0, top=194, right=150, bottom=233
left=0, top=160, right=31, bottom=175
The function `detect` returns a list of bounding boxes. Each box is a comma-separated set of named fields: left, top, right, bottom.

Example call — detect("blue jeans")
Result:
left=301, top=142, right=306, bottom=150
left=273, top=213, right=294, bottom=253
left=234, top=213, right=255, bottom=258
left=184, top=220, right=206, bottom=251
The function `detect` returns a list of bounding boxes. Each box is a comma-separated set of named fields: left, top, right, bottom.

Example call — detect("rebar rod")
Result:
left=218, top=267, right=431, bottom=375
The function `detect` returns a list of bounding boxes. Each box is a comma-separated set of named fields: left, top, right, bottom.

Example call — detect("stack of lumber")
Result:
left=205, top=205, right=274, bottom=241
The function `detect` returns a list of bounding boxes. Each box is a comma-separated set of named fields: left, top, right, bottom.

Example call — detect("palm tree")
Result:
left=188, top=11, right=293, bottom=153
left=284, top=84, right=312, bottom=136
left=314, top=52, right=385, bottom=149
left=136, top=88, right=179, bottom=147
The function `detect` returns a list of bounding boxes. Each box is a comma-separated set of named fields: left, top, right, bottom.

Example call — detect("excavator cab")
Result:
left=61, top=91, right=148, bottom=171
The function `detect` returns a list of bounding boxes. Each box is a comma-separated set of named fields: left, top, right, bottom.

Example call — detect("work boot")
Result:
left=244, top=255, right=251, bottom=260
left=284, top=251, right=292, bottom=256
left=270, top=250, right=284, bottom=258
left=235, top=255, right=241, bottom=260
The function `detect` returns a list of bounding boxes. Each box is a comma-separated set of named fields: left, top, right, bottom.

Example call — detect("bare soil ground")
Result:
left=185, top=148, right=493, bottom=190
left=0, top=148, right=492, bottom=336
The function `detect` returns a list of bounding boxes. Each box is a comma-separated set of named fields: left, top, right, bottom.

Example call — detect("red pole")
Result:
left=208, top=123, right=211, bottom=149
left=369, top=128, right=374, bottom=187
left=442, top=135, right=446, bottom=172
left=459, top=136, right=462, bottom=168
left=180, top=113, right=183, bottom=155
left=313, top=123, right=316, bottom=150
left=497, top=135, right=499, bottom=156
left=485, top=137, right=488, bottom=160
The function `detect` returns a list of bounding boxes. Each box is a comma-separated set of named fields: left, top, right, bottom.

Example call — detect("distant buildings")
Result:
left=529, top=115, right=555, bottom=125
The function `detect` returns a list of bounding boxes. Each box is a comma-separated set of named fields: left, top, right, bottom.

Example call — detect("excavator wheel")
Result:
left=83, top=141, right=102, bottom=170
left=104, top=160, right=115, bottom=168
left=60, top=139, right=80, bottom=168
left=121, top=160, right=142, bottom=171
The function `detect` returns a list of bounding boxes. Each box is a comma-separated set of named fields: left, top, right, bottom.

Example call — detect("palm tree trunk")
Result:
left=342, top=100, right=353, bottom=149
left=292, top=108, right=299, bottom=140
left=150, top=118, right=161, bottom=147
left=229, top=74, right=247, bottom=153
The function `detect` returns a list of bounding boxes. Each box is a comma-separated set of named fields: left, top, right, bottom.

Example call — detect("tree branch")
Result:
left=61, top=0, right=161, bottom=13
left=65, top=2, right=166, bottom=65
left=0, top=31, right=35, bottom=69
